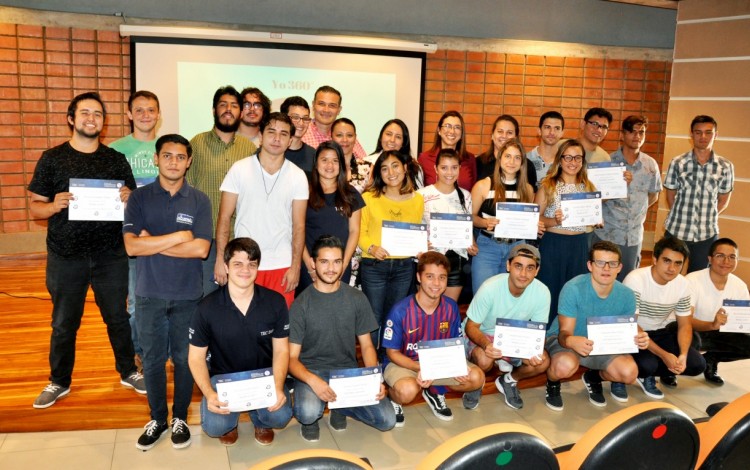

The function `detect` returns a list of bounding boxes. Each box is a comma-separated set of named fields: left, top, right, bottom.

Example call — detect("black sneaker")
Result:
left=136, top=420, right=168, bottom=451
left=422, top=388, right=453, bottom=421
left=170, top=418, right=191, bottom=449
left=300, top=422, right=320, bottom=442
left=545, top=380, right=563, bottom=411
left=582, top=370, right=606, bottom=407
left=660, top=374, right=678, bottom=388
left=328, top=410, right=347, bottom=431
left=392, top=401, right=405, bottom=427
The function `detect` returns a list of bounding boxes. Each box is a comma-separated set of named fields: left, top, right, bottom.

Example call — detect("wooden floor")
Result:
left=0, top=255, right=204, bottom=433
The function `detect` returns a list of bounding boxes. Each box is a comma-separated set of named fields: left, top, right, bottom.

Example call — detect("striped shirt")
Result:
left=623, top=266, right=692, bottom=331
left=381, top=295, right=462, bottom=364
left=664, top=150, right=733, bottom=242
left=187, top=130, right=257, bottom=230
left=301, top=119, right=366, bottom=158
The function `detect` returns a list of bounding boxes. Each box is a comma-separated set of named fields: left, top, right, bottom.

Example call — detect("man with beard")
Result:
left=188, top=86, right=257, bottom=296
left=289, top=235, right=395, bottom=442
left=526, top=111, right=564, bottom=189
left=237, top=87, right=270, bottom=148
left=29, top=92, right=144, bottom=408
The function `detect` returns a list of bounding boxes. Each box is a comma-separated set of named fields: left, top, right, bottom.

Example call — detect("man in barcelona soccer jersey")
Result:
left=382, top=251, right=485, bottom=426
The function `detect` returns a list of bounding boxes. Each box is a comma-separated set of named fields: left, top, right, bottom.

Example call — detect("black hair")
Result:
left=223, top=237, right=261, bottom=264
left=311, top=234, right=344, bottom=259
left=67, top=91, right=106, bottom=129
left=155, top=134, right=192, bottom=157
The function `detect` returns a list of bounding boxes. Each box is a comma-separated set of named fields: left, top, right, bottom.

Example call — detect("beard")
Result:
left=214, top=112, right=240, bottom=133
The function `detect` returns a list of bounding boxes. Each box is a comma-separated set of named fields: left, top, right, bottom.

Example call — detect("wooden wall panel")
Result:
left=673, top=19, right=750, bottom=59
left=665, top=101, right=750, bottom=137
left=671, top=61, right=750, bottom=97
left=677, top=0, right=750, bottom=21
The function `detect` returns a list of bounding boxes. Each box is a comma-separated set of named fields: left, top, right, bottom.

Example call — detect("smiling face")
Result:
left=225, top=250, right=259, bottom=290
left=314, top=246, right=344, bottom=285
left=582, top=115, right=610, bottom=146
left=492, top=120, right=517, bottom=153
left=312, top=91, right=341, bottom=126
left=499, top=145, right=523, bottom=180
left=69, top=99, right=104, bottom=139
left=506, top=255, right=540, bottom=296
left=380, top=155, right=406, bottom=189
left=435, top=155, right=460, bottom=187
left=438, top=116, right=462, bottom=149
left=128, top=96, right=160, bottom=135
left=380, top=122, right=404, bottom=152
left=287, top=105, right=311, bottom=138
left=316, top=148, right=341, bottom=182
left=332, top=122, right=356, bottom=157
left=709, top=243, right=739, bottom=278
left=560, top=145, right=584, bottom=178
left=417, top=263, right=448, bottom=301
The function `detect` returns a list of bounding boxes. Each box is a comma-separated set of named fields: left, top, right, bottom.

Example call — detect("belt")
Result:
left=479, top=230, right=518, bottom=244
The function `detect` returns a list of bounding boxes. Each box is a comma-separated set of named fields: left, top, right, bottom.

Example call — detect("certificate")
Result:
left=587, top=316, right=638, bottom=355
left=587, top=162, right=627, bottom=199
left=214, top=368, right=277, bottom=412
left=560, top=192, right=602, bottom=227
left=328, top=366, right=382, bottom=409
left=381, top=221, right=428, bottom=257
left=721, top=299, right=750, bottom=333
left=417, top=338, right=468, bottom=381
left=68, top=178, right=125, bottom=221
left=494, top=203, right=540, bottom=239
left=428, top=213, right=472, bottom=249
left=493, top=318, right=546, bottom=359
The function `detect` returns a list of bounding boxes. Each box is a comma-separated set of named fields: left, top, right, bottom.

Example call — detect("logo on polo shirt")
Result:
left=176, top=213, right=194, bottom=225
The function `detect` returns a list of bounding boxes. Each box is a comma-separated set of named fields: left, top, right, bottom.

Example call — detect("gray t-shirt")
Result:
left=290, top=284, right=378, bottom=371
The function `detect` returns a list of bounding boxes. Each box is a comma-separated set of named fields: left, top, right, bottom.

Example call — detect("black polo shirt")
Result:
left=189, top=284, right=290, bottom=377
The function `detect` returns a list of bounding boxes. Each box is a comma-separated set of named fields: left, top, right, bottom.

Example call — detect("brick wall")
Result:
left=0, top=22, right=670, bottom=240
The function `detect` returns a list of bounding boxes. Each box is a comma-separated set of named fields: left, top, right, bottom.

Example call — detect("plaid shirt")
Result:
left=301, top=119, right=366, bottom=158
left=664, top=150, right=733, bottom=242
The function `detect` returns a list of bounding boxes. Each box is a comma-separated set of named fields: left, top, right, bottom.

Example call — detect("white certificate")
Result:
left=560, top=192, right=602, bottom=227
left=494, top=203, right=540, bottom=239
left=587, top=162, right=627, bottom=200
left=587, top=316, right=638, bottom=355
left=721, top=299, right=750, bottom=333
left=428, top=213, right=472, bottom=249
left=68, top=178, right=125, bottom=221
left=214, top=368, right=277, bottom=412
left=381, top=221, right=428, bottom=257
left=417, top=338, right=468, bottom=381
left=328, top=366, right=382, bottom=409
left=493, top=318, right=546, bottom=359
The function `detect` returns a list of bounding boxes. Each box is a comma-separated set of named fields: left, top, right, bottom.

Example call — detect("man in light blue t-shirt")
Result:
left=464, top=244, right=551, bottom=410
left=544, top=240, right=650, bottom=411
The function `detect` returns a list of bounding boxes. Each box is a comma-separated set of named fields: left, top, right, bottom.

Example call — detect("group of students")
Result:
left=27, top=85, right=747, bottom=452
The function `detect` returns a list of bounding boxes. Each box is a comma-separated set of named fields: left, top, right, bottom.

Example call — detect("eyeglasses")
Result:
left=592, top=259, right=621, bottom=269
left=288, top=114, right=311, bottom=123
left=561, top=154, right=584, bottom=163
left=242, top=102, right=263, bottom=110
left=712, top=253, right=737, bottom=262
left=587, top=120, right=610, bottom=131
left=441, top=124, right=462, bottom=132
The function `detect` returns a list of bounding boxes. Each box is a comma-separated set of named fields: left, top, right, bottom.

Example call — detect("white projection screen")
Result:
left=131, top=37, right=426, bottom=156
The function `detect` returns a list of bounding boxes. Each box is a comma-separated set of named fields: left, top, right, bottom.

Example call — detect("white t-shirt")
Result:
left=220, top=155, right=309, bottom=270
left=686, top=268, right=750, bottom=322
left=418, top=184, right=472, bottom=259
left=623, top=266, right=692, bottom=331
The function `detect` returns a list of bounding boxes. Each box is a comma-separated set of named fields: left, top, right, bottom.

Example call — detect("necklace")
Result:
left=257, top=156, right=283, bottom=200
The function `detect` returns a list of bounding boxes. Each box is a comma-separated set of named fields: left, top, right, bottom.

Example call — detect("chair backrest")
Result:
left=249, top=449, right=373, bottom=470
left=556, top=402, right=699, bottom=470
left=697, top=392, right=750, bottom=470
left=417, top=423, right=559, bottom=470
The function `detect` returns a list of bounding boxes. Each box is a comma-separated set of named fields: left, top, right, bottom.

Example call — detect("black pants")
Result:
left=633, top=323, right=705, bottom=378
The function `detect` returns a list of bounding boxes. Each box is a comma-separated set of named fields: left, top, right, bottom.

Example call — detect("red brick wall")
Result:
left=0, top=23, right=670, bottom=237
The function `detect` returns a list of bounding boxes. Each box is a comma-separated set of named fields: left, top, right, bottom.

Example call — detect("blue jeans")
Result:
left=46, top=248, right=135, bottom=388
left=136, top=296, right=198, bottom=422
left=201, top=239, right=219, bottom=298
left=293, top=370, right=395, bottom=431
left=359, top=257, right=414, bottom=348
left=201, top=376, right=292, bottom=436
left=127, top=257, right=142, bottom=356
left=471, top=235, right=523, bottom=294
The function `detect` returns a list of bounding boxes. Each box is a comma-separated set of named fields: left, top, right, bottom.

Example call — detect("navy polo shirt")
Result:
left=123, top=179, right=212, bottom=300
left=189, top=284, right=290, bottom=377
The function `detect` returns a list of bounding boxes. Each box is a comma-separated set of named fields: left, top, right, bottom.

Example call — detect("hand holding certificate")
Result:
left=494, top=203, right=540, bottom=239
left=560, top=192, right=602, bottom=227
left=493, top=319, right=546, bottom=359
left=428, top=213, right=472, bottom=249
left=381, top=221, right=428, bottom=257
left=328, top=366, right=382, bottom=409
left=587, top=316, right=638, bottom=355
left=214, top=368, right=277, bottom=412
left=417, top=338, right=468, bottom=381
left=721, top=299, right=750, bottom=333
left=587, top=162, right=627, bottom=199
left=68, top=178, right=126, bottom=221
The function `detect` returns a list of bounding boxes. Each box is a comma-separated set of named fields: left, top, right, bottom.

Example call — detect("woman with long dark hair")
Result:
left=368, top=119, right=423, bottom=188
left=418, top=111, right=476, bottom=191
left=332, top=118, right=372, bottom=193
